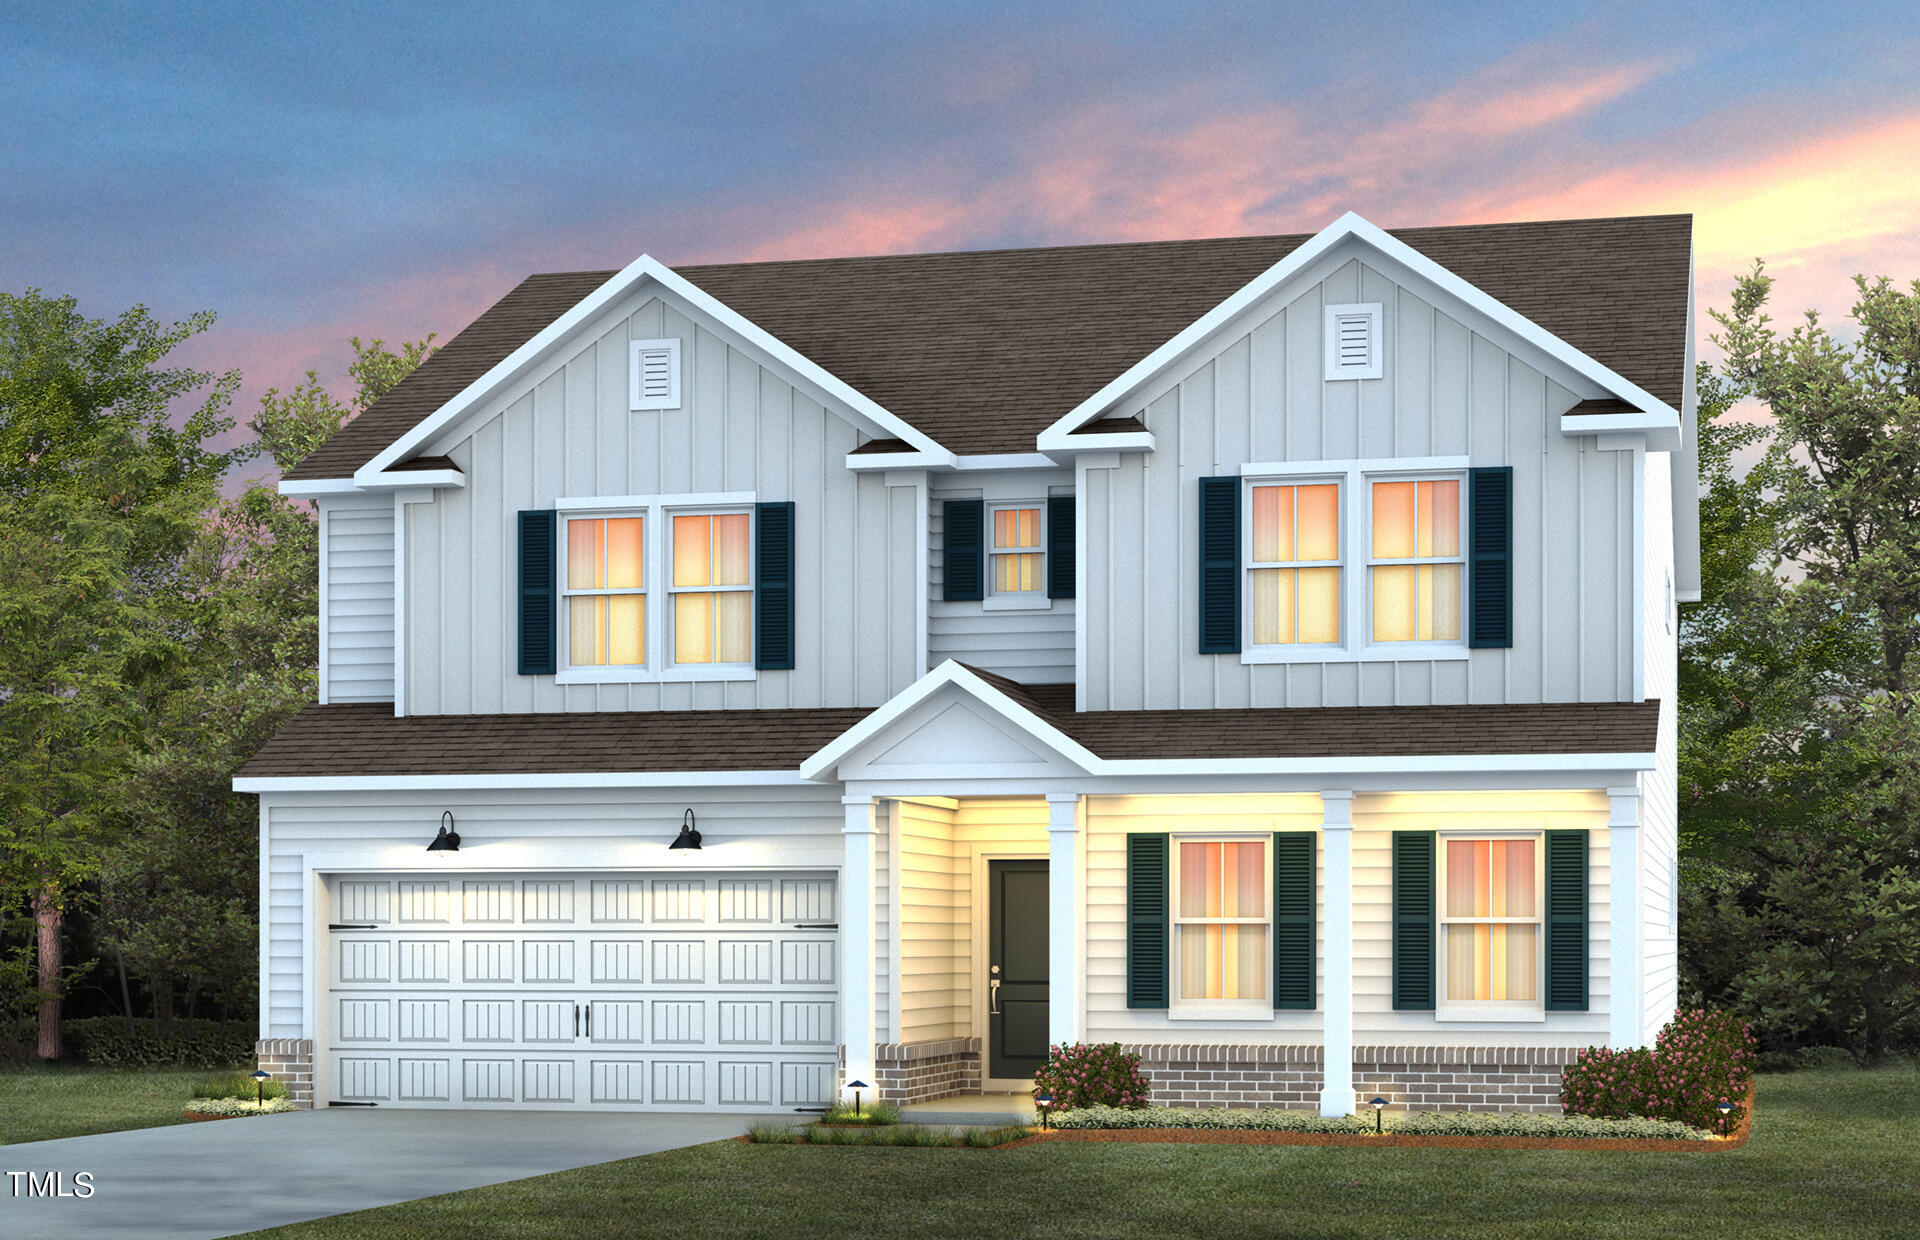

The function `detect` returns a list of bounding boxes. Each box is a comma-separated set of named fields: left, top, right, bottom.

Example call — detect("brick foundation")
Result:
left=256, top=1038, right=314, bottom=1109
left=873, top=1038, right=983, bottom=1104
left=1122, top=1043, right=1325, bottom=1109
left=1352, top=1045, right=1582, bottom=1115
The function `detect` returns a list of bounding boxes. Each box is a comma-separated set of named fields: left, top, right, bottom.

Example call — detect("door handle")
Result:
left=989, top=978, right=1001, bottom=1015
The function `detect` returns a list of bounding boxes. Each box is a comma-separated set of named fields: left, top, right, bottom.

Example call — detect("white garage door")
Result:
left=322, top=871, right=839, bottom=1110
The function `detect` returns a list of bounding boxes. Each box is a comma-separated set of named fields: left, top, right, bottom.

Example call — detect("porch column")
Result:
left=1608, top=786, right=1643, bottom=1048
left=1047, top=792, right=1085, bottom=1049
left=841, top=796, right=879, bottom=1097
left=1319, top=790, right=1355, bottom=1117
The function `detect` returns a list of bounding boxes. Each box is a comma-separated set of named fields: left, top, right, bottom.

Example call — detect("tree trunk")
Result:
left=34, top=885, right=62, bottom=1062
left=112, top=944, right=136, bottom=1038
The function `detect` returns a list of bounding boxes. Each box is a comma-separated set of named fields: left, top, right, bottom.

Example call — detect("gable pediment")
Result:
left=836, top=690, right=1089, bottom=781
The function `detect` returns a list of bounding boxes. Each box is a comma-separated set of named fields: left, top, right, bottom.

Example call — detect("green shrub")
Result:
left=961, top=1125, right=1032, bottom=1147
left=745, top=1121, right=799, bottom=1144
left=1053, top=1105, right=1373, bottom=1134
left=64, top=1017, right=255, bottom=1068
left=818, top=1098, right=900, bottom=1126
left=1561, top=1008, right=1756, bottom=1131
left=192, top=1072, right=288, bottom=1101
left=1051, top=1104, right=1710, bottom=1140
left=182, top=1097, right=297, bottom=1117
left=1033, top=1042, right=1150, bottom=1111
left=1388, top=1110, right=1708, bottom=1140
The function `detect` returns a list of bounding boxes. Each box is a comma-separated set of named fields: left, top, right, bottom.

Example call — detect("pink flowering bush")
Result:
left=1561, top=1009, right=1757, bottom=1131
left=1033, top=1042, right=1150, bottom=1111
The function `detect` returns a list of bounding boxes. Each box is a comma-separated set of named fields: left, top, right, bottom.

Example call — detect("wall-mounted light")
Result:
left=1370, top=1096, right=1388, bottom=1134
left=428, top=810, right=461, bottom=852
left=669, top=808, right=702, bottom=850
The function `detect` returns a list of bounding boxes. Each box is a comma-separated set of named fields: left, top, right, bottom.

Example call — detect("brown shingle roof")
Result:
left=284, top=215, right=1691, bottom=478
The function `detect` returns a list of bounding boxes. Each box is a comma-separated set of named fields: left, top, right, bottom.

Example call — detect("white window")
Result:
left=985, top=503, right=1047, bottom=609
left=1170, top=837, right=1270, bottom=1019
left=1324, top=303, right=1382, bottom=381
left=556, top=493, right=753, bottom=683
left=1368, top=477, right=1463, bottom=645
left=1246, top=480, right=1342, bottom=648
left=1437, top=834, right=1544, bottom=1021
left=629, top=338, right=682, bottom=410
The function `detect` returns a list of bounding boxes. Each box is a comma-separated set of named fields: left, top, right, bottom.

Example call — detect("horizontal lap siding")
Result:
left=322, top=497, right=395, bottom=704
left=410, top=293, right=917, bottom=715
left=1353, top=791, right=1611, bottom=1045
left=929, top=479, right=1075, bottom=684
left=267, top=853, right=305, bottom=1037
left=894, top=800, right=962, bottom=1043
left=1083, top=794, right=1324, bottom=1043
left=1083, top=253, right=1633, bottom=710
left=1640, top=452, right=1680, bottom=1042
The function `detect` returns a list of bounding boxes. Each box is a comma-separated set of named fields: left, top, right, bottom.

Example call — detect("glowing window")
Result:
left=670, top=512, right=752, bottom=665
left=989, top=505, right=1044, bottom=596
left=1370, top=478, right=1462, bottom=643
left=564, top=516, right=645, bottom=666
left=1173, top=839, right=1269, bottom=1008
left=1248, top=483, right=1341, bottom=646
left=1441, top=837, right=1539, bottom=1003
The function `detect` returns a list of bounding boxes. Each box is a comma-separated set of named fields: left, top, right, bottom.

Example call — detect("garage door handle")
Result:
left=585, top=1005, right=592, bottom=1038
left=574, top=1003, right=580, bottom=1038
left=793, top=923, right=838, bottom=929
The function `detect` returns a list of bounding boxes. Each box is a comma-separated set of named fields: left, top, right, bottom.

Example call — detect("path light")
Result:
left=1035, top=1091, right=1055, bottom=1131
left=1370, top=1097, right=1388, bottom=1134
left=847, top=1080, right=869, bottom=1120
left=427, top=810, right=460, bottom=852
left=669, top=808, right=702, bottom=850
left=1716, top=1099, right=1735, bottom=1136
left=253, top=1069, right=272, bottom=1108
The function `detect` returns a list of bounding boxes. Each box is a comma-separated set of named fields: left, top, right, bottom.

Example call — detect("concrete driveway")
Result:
left=2, top=1107, right=777, bottom=1240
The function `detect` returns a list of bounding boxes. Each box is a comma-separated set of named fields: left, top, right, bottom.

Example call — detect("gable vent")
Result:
left=1323, top=303, right=1382, bottom=381
left=629, top=338, right=682, bottom=410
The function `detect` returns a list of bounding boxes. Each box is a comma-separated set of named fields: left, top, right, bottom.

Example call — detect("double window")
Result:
left=1243, top=465, right=1467, bottom=659
left=1438, top=835, right=1542, bottom=1017
left=1171, top=837, right=1270, bottom=1018
left=557, top=498, right=752, bottom=681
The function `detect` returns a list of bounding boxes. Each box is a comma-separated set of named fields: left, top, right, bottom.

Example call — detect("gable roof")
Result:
left=284, top=211, right=1690, bottom=479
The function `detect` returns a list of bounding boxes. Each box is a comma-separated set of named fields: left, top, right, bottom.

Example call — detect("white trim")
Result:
left=1097, top=753, right=1655, bottom=775
left=234, top=770, right=813, bottom=793
left=1319, top=790, right=1353, bottom=1116
left=1036, top=211, right=1679, bottom=450
left=316, top=504, right=331, bottom=706
left=950, top=453, right=1063, bottom=471
left=356, top=254, right=954, bottom=487
left=279, top=478, right=362, bottom=498
left=1047, top=793, right=1085, bottom=1048
left=390, top=489, right=436, bottom=717
left=256, top=801, right=271, bottom=1040
left=1323, top=302, right=1383, bottom=381
left=1240, top=456, right=1470, bottom=478
left=555, top=490, right=755, bottom=510
left=628, top=337, right=682, bottom=410
left=843, top=450, right=943, bottom=471
left=359, top=469, right=466, bottom=491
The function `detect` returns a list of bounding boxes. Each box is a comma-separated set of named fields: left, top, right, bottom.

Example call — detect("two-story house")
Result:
left=237, top=211, right=1697, bottom=1118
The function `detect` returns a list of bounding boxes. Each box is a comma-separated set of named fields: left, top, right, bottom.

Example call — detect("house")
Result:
left=235, top=211, right=1695, bottom=1117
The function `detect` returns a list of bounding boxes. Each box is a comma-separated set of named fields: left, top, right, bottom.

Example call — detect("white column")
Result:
left=841, top=796, right=879, bottom=1096
left=1319, top=790, right=1355, bottom=1117
left=1608, top=786, right=1643, bottom=1049
left=1047, top=792, right=1085, bottom=1049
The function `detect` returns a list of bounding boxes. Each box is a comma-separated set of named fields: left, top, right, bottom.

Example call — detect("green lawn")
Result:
left=0, top=1064, right=209, bottom=1145
left=252, top=1065, right=1919, bottom=1240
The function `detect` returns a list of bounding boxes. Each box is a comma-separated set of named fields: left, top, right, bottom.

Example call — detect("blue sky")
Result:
left=7, top=2, right=1918, bottom=441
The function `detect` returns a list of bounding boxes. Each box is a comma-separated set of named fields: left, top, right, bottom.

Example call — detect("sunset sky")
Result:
left=8, top=1, right=1917, bottom=455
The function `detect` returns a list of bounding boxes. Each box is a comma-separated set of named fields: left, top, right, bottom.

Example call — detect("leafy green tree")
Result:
left=0, top=291, right=245, bottom=1060
left=250, top=335, right=434, bottom=469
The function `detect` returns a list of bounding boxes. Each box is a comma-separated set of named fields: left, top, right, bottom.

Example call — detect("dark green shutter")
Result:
left=942, top=499, right=983, bottom=602
left=517, top=510, right=556, bottom=675
left=1198, top=476, right=1241, bottom=654
left=754, top=501, right=794, bottom=671
left=1391, top=831, right=1436, bottom=1010
left=1468, top=466, right=1513, bottom=648
left=1544, top=830, right=1589, bottom=1011
left=1126, top=833, right=1169, bottom=1009
left=1272, top=832, right=1316, bottom=1010
left=1046, top=494, right=1075, bottom=599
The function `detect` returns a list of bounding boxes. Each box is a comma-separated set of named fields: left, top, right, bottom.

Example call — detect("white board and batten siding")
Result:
left=1081, top=253, right=1637, bottom=711
left=927, top=474, right=1076, bottom=686
left=400, top=291, right=922, bottom=716
left=318, top=495, right=395, bottom=704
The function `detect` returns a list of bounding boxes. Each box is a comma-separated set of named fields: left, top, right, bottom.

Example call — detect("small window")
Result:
left=988, top=504, right=1045, bottom=602
left=1324, top=304, right=1382, bottom=381
left=1439, top=836, right=1542, bottom=1013
left=1247, top=482, right=1341, bottom=646
left=564, top=516, right=646, bottom=667
left=1369, top=478, right=1463, bottom=644
left=669, top=512, right=751, bottom=665
left=630, top=338, right=682, bottom=410
left=1172, top=838, right=1270, bottom=1018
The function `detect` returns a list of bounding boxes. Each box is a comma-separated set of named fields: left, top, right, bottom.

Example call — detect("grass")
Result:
left=193, top=1071, right=289, bottom=1101
left=248, top=1065, right=1920, bottom=1240
left=816, top=1098, right=901, bottom=1126
left=0, top=1063, right=214, bottom=1145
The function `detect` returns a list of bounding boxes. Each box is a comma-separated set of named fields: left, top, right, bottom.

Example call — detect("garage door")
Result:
left=323, top=871, right=839, bottom=1110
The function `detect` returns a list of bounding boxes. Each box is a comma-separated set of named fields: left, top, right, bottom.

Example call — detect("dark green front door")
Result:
left=987, top=860, right=1049, bottom=1080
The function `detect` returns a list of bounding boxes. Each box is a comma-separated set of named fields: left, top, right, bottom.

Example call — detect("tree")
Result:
left=250, top=335, right=434, bottom=469
left=0, top=291, right=246, bottom=1059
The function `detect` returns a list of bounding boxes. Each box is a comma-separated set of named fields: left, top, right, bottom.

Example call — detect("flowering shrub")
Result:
left=1052, top=1104, right=1709, bottom=1140
left=1032, top=1042, right=1150, bottom=1111
left=1561, top=1008, right=1757, bottom=1131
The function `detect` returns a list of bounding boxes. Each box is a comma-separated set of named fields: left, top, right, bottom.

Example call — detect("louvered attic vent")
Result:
left=1324, top=303, right=1383, bottom=381
left=629, top=338, right=682, bottom=410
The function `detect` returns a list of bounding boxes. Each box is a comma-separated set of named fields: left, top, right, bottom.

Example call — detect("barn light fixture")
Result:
left=669, top=808, right=702, bottom=850
left=428, top=810, right=461, bottom=852
left=1370, top=1096, right=1388, bottom=1134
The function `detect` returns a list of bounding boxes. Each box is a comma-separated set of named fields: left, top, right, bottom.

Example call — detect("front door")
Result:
left=987, top=860, right=1049, bottom=1081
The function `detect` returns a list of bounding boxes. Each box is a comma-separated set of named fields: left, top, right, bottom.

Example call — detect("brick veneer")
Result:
left=873, top=1037, right=983, bottom=1104
left=1122, top=1044, right=1325, bottom=1109
left=256, top=1038, right=314, bottom=1109
left=1353, top=1045, right=1583, bottom=1115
